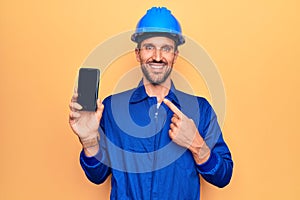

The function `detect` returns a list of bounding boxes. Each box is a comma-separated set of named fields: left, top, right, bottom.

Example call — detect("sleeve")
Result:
left=79, top=144, right=111, bottom=184
left=195, top=98, right=233, bottom=188
left=79, top=98, right=112, bottom=185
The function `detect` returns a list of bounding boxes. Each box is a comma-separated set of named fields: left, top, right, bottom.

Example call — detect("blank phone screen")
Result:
left=77, top=68, right=100, bottom=111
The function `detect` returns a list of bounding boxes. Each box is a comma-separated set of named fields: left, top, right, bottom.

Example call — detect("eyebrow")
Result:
left=142, top=43, right=174, bottom=48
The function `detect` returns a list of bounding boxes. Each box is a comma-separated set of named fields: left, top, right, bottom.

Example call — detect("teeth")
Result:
left=149, top=64, right=164, bottom=69
left=151, top=65, right=163, bottom=69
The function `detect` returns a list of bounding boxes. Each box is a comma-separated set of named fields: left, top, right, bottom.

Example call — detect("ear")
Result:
left=135, top=48, right=141, bottom=62
left=173, top=50, right=179, bottom=64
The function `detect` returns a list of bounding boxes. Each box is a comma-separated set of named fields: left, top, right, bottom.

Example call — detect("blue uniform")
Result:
left=80, top=81, right=233, bottom=200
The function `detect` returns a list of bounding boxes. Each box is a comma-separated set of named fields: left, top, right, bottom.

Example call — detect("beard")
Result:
left=141, top=63, right=173, bottom=85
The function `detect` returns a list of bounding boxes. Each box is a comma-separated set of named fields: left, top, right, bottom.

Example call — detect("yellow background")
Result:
left=1, top=0, right=299, bottom=199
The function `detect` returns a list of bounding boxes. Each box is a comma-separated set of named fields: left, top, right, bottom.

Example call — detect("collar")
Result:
left=129, top=79, right=180, bottom=107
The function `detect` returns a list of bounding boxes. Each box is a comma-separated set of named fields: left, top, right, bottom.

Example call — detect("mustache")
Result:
left=146, top=60, right=167, bottom=64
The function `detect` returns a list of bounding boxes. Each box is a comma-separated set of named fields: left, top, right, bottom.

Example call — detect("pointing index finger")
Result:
left=163, top=99, right=183, bottom=119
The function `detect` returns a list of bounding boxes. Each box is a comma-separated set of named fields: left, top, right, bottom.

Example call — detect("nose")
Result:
left=152, top=48, right=162, bottom=61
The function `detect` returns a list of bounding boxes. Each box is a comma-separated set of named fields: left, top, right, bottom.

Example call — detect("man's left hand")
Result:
left=163, top=99, right=211, bottom=164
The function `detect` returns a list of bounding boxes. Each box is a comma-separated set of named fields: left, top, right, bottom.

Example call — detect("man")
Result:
left=69, top=7, right=233, bottom=200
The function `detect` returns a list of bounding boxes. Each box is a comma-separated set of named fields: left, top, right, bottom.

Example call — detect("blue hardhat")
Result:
left=131, top=7, right=185, bottom=46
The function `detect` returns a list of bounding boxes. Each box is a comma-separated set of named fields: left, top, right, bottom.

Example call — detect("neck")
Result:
left=143, top=78, right=171, bottom=103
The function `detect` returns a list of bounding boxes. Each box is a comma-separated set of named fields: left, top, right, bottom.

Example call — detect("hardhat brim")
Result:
left=131, top=31, right=185, bottom=46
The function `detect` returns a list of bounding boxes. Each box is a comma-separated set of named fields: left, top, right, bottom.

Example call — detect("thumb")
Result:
left=95, top=99, right=104, bottom=121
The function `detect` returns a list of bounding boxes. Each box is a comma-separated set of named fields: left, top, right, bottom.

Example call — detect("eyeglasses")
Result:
left=139, top=44, right=175, bottom=55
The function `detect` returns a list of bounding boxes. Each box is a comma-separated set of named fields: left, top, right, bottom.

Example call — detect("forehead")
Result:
left=140, top=36, right=175, bottom=47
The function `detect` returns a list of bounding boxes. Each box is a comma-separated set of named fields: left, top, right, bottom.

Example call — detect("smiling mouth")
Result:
left=149, top=64, right=164, bottom=69
left=147, top=61, right=167, bottom=69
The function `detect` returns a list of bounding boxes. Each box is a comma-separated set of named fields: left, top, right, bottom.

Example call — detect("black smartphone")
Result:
left=77, top=68, right=100, bottom=111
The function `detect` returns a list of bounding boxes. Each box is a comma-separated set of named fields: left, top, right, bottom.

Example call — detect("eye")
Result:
left=144, top=45, right=155, bottom=51
left=161, top=46, right=173, bottom=53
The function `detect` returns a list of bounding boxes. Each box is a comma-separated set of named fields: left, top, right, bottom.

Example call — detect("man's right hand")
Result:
left=69, top=88, right=104, bottom=156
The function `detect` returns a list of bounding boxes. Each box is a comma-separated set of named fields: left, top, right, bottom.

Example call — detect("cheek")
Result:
left=166, top=56, right=176, bottom=65
left=143, top=56, right=154, bottom=64
left=136, top=51, right=150, bottom=63
left=138, top=54, right=150, bottom=63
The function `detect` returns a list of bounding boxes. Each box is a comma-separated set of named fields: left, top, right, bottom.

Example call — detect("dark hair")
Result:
left=135, top=32, right=179, bottom=51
